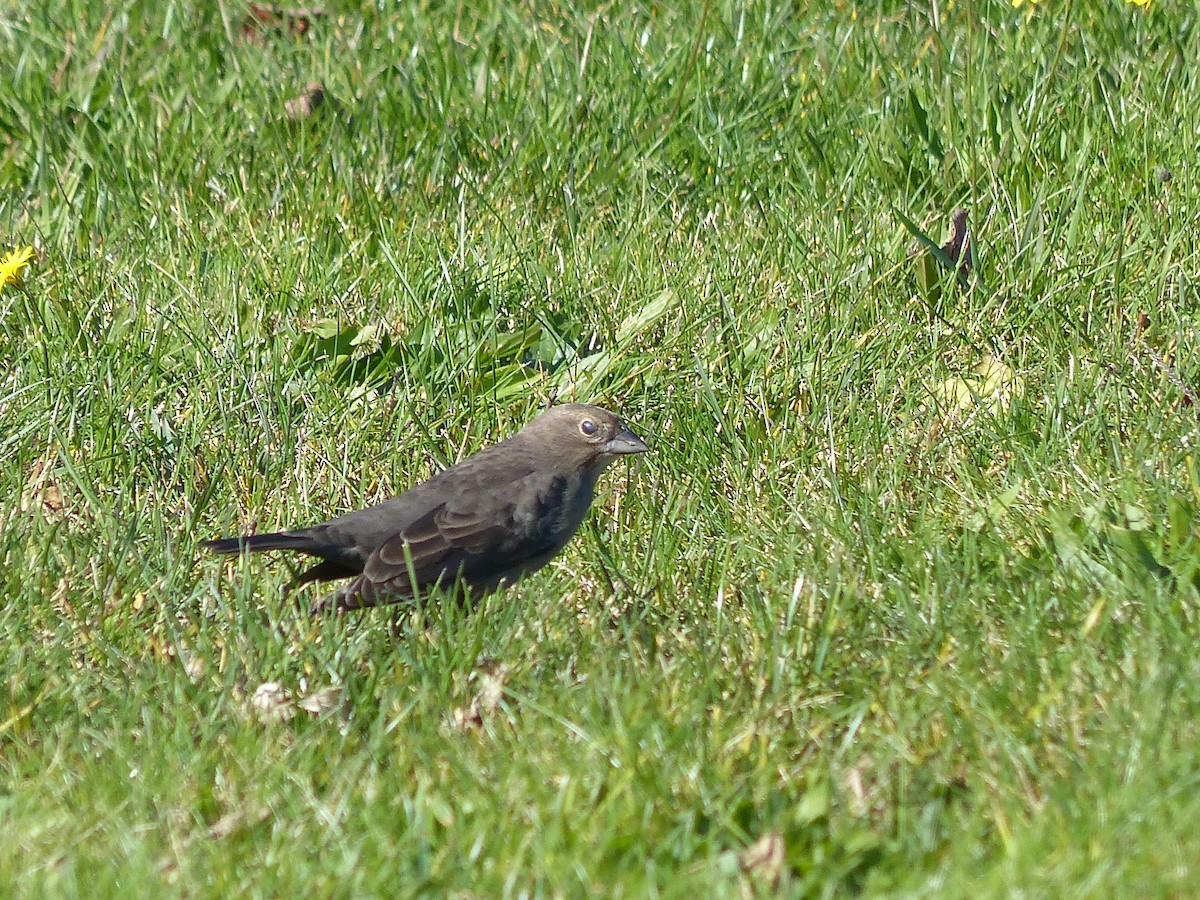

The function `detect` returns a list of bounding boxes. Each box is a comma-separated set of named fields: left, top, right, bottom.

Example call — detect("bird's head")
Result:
left=522, top=403, right=648, bottom=472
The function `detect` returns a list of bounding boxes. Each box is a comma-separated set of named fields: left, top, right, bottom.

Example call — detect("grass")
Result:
left=2, top=0, right=1199, bottom=894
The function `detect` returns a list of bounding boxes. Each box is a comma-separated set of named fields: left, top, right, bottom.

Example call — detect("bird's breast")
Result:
left=510, top=472, right=592, bottom=542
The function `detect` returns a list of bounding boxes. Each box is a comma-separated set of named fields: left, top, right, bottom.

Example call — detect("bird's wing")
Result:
left=349, top=468, right=573, bottom=606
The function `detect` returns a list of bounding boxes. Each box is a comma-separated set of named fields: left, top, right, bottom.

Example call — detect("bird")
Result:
left=203, top=403, right=648, bottom=613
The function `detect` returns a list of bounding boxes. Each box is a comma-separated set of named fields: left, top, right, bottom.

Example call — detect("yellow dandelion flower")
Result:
left=1126, top=0, right=1151, bottom=7
left=1011, top=0, right=1043, bottom=7
left=0, top=245, right=35, bottom=289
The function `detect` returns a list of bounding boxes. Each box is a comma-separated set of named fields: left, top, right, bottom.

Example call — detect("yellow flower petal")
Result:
left=0, top=245, right=35, bottom=288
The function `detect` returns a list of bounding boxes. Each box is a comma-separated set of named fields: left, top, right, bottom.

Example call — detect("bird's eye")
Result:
left=579, top=419, right=598, bottom=436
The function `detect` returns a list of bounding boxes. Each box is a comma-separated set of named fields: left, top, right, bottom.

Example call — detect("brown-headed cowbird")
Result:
left=204, top=404, right=648, bottom=613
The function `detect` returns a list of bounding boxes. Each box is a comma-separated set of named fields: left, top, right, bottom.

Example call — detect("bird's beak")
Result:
left=603, top=428, right=649, bottom=455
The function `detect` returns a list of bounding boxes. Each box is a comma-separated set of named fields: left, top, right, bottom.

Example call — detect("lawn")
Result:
left=3, top=0, right=1199, bottom=894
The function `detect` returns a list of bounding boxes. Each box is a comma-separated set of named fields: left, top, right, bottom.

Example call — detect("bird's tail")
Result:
left=202, top=532, right=318, bottom=555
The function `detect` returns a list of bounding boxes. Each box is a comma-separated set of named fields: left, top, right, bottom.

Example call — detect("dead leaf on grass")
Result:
left=474, top=658, right=509, bottom=714
left=209, top=805, right=270, bottom=840
left=738, top=830, right=786, bottom=888
left=449, top=703, right=484, bottom=731
left=285, top=81, right=329, bottom=121
left=296, top=684, right=344, bottom=716
left=21, top=458, right=69, bottom=519
left=447, top=659, right=511, bottom=731
left=250, top=681, right=294, bottom=723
